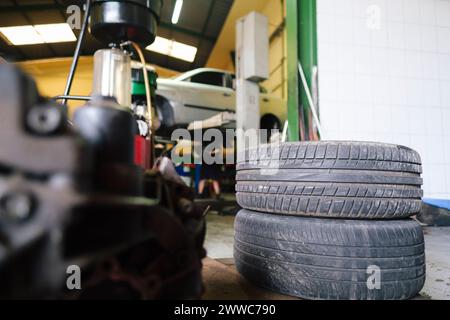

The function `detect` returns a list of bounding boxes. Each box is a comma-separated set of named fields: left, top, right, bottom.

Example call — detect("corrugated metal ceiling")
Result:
left=0, top=0, right=234, bottom=71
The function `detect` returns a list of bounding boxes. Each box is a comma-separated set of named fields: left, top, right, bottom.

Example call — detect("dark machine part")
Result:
left=62, top=0, right=162, bottom=105
left=89, top=0, right=163, bottom=46
left=74, top=97, right=136, bottom=165
left=73, top=96, right=143, bottom=196
left=0, top=63, right=206, bottom=299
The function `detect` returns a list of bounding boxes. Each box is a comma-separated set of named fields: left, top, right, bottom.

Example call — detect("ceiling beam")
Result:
left=0, top=4, right=65, bottom=13
left=159, top=22, right=216, bottom=42
left=192, top=0, right=216, bottom=68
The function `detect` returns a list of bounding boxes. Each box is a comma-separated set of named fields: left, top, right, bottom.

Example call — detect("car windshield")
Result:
left=171, top=69, right=226, bottom=82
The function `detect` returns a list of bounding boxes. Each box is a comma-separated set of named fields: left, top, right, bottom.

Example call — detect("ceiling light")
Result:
left=0, top=25, right=43, bottom=45
left=0, top=23, right=76, bottom=45
left=146, top=36, right=197, bottom=62
left=171, top=41, right=197, bottom=62
left=34, top=23, right=76, bottom=43
left=147, top=36, right=172, bottom=56
left=171, top=0, right=183, bottom=24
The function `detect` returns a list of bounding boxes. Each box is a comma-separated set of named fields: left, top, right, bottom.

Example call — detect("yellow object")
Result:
left=207, top=0, right=287, bottom=99
left=17, top=56, right=179, bottom=117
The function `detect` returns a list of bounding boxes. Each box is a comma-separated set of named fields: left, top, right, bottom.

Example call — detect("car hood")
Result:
left=157, top=78, right=179, bottom=85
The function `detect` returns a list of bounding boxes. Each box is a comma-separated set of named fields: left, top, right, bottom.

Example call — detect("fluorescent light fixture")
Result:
left=34, top=23, right=77, bottom=43
left=171, top=41, right=197, bottom=62
left=148, top=36, right=172, bottom=56
left=146, top=36, right=197, bottom=62
left=0, top=23, right=76, bottom=45
left=0, top=26, right=43, bottom=45
left=171, top=0, right=183, bottom=24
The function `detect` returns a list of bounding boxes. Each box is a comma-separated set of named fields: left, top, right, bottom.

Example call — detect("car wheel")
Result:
left=155, top=96, right=175, bottom=129
left=234, top=209, right=426, bottom=300
left=236, top=141, right=423, bottom=219
left=260, top=114, right=281, bottom=131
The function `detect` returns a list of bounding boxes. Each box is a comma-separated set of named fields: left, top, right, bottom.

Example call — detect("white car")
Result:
left=155, top=68, right=287, bottom=132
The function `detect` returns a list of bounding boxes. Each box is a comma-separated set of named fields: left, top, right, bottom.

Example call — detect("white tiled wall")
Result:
left=317, top=0, right=450, bottom=199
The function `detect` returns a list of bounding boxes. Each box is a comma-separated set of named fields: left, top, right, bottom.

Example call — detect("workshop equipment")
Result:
left=89, top=0, right=162, bottom=46
left=0, top=0, right=207, bottom=299
left=92, top=48, right=132, bottom=108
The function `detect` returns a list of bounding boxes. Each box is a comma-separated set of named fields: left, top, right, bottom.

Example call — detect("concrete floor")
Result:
left=204, top=213, right=235, bottom=259
left=422, top=227, right=450, bottom=300
left=205, top=213, right=450, bottom=300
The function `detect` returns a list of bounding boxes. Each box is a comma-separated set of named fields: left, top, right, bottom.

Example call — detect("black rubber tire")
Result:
left=260, top=114, right=281, bottom=131
left=155, top=95, right=175, bottom=128
left=234, top=209, right=426, bottom=300
left=236, top=141, right=423, bottom=219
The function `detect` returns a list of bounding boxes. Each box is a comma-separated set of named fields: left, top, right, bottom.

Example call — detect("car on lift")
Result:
left=154, top=68, right=287, bottom=133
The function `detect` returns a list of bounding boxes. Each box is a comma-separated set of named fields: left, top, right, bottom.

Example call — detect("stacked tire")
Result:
left=235, top=141, right=426, bottom=300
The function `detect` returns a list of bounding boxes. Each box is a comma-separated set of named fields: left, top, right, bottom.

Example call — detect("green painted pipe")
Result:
left=299, top=0, right=318, bottom=140
left=286, top=0, right=300, bottom=141
left=286, top=0, right=318, bottom=141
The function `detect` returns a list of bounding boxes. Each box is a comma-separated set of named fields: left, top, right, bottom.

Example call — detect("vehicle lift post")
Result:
left=235, top=12, right=269, bottom=157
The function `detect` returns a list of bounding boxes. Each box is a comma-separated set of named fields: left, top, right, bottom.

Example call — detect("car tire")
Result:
left=236, top=141, right=423, bottom=219
left=260, top=114, right=281, bottom=131
left=155, top=95, right=175, bottom=129
left=234, top=209, right=426, bottom=300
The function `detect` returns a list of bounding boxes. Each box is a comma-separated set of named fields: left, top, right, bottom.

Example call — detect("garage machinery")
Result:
left=0, top=0, right=206, bottom=299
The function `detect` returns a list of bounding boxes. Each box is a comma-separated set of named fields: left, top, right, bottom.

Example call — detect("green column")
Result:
left=299, top=0, right=318, bottom=139
left=286, top=0, right=318, bottom=141
left=286, top=0, right=300, bottom=141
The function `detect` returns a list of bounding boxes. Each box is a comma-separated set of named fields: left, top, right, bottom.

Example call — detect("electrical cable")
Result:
left=62, top=0, right=92, bottom=105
